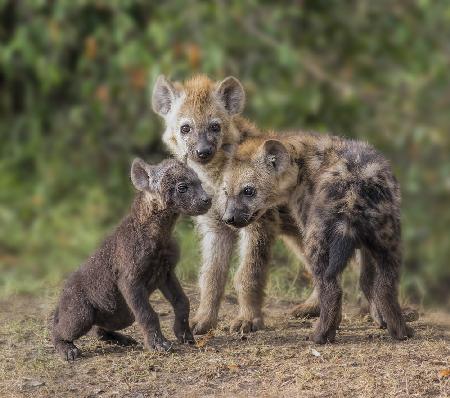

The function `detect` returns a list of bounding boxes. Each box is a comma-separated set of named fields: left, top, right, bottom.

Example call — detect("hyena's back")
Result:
left=300, top=137, right=401, bottom=277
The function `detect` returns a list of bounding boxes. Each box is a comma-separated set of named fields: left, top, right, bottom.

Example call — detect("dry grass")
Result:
left=0, top=287, right=448, bottom=398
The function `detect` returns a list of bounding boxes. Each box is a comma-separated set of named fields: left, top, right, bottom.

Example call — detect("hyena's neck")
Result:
left=282, top=133, right=338, bottom=188
left=187, top=151, right=228, bottom=192
left=130, top=192, right=178, bottom=241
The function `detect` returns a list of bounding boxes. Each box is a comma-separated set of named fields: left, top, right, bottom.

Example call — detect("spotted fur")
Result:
left=152, top=75, right=318, bottom=334
left=221, top=133, right=414, bottom=343
left=152, top=75, right=317, bottom=334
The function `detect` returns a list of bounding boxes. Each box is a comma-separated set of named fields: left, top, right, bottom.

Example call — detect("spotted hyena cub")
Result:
left=52, top=158, right=212, bottom=360
left=220, top=133, right=414, bottom=343
left=152, top=74, right=317, bottom=335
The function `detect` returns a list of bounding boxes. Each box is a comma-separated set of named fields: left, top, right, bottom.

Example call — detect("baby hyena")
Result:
left=220, top=133, right=414, bottom=343
left=51, top=158, right=212, bottom=360
left=152, top=74, right=317, bottom=335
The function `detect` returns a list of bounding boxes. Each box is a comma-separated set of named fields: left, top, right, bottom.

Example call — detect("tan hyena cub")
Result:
left=151, top=74, right=316, bottom=335
left=220, top=133, right=414, bottom=344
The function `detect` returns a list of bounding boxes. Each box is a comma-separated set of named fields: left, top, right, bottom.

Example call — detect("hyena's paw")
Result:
left=230, top=316, right=264, bottom=334
left=310, top=327, right=337, bottom=345
left=174, top=324, right=195, bottom=345
left=190, top=314, right=217, bottom=335
left=56, top=341, right=81, bottom=361
left=290, top=303, right=320, bottom=318
left=388, top=323, right=414, bottom=341
left=147, top=333, right=173, bottom=352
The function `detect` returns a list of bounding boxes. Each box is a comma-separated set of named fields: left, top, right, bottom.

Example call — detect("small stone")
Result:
left=22, top=379, right=45, bottom=389
left=311, top=348, right=321, bottom=357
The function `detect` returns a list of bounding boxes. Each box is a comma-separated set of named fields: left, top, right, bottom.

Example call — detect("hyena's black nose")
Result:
left=202, top=195, right=212, bottom=206
left=223, top=215, right=235, bottom=225
left=196, top=147, right=212, bottom=159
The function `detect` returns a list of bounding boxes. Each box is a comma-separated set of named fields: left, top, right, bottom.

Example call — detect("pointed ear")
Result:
left=215, top=76, right=245, bottom=115
left=152, top=75, right=179, bottom=116
left=130, top=158, right=159, bottom=192
left=262, top=140, right=289, bottom=174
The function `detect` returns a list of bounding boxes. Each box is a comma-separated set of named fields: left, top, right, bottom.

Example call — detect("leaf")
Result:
left=311, top=348, right=321, bottom=357
left=129, top=67, right=147, bottom=89
left=186, top=43, right=201, bottom=69
left=439, top=369, right=450, bottom=378
left=84, top=37, right=97, bottom=60
left=227, top=363, right=240, bottom=373
left=195, top=330, right=214, bottom=348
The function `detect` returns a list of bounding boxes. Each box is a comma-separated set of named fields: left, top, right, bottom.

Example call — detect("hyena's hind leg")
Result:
left=312, top=276, right=343, bottom=344
left=92, top=327, right=138, bottom=347
left=360, top=248, right=387, bottom=328
left=52, top=295, right=95, bottom=361
left=307, top=231, right=355, bottom=344
left=368, top=241, right=414, bottom=340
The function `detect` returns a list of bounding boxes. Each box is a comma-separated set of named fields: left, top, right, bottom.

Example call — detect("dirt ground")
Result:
left=0, top=287, right=449, bottom=398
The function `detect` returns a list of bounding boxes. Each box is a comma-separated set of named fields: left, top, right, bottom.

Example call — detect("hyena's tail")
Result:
left=325, top=234, right=356, bottom=279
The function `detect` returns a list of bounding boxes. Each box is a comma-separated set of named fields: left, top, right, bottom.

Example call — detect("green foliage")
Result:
left=1, top=1, right=449, bottom=305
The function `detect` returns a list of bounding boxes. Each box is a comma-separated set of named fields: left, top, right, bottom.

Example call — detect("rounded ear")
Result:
left=215, top=76, right=245, bottom=115
left=263, top=140, right=289, bottom=174
left=152, top=75, right=179, bottom=116
left=130, top=158, right=159, bottom=192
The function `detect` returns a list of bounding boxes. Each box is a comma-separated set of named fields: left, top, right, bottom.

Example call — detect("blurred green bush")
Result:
left=1, top=0, right=449, bottom=305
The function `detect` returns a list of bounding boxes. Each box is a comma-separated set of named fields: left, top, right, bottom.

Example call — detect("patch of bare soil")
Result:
left=0, top=287, right=448, bottom=398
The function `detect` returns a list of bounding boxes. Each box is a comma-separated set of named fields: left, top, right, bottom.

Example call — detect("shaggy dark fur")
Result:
left=51, top=158, right=211, bottom=360
left=221, top=133, right=414, bottom=344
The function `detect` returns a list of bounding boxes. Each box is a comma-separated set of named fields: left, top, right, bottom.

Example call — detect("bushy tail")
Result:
left=325, top=234, right=356, bottom=279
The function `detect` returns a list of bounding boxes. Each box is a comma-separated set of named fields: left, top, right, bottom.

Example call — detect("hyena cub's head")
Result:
left=152, top=75, right=245, bottom=164
left=220, top=138, right=297, bottom=228
left=131, top=158, right=212, bottom=216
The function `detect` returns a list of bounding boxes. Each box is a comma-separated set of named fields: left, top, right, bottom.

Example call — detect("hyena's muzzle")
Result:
left=192, top=131, right=219, bottom=164
left=222, top=197, right=256, bottom=228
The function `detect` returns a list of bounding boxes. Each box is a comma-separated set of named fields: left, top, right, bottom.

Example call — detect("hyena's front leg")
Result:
left=120, top=281, right=171, bottom=352
left=159, top=270, right=195, bottom=345
left=191, top=215, right=237, bottom=335
left=231, top=211, right=277, bottom=333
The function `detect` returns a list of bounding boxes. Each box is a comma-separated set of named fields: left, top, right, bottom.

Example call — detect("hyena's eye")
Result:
left=210, top=122, right=221, bottom=133
left=242, top=186, right=256, bottom=197
left=180, top=124, right=191, bottom=134
left=177, top=183, right=188, bottom=193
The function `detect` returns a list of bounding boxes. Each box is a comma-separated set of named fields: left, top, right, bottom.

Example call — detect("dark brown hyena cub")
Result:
left=52, top=158, right=212, bottom=360
left=220, top=133, right=414, bottom=344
